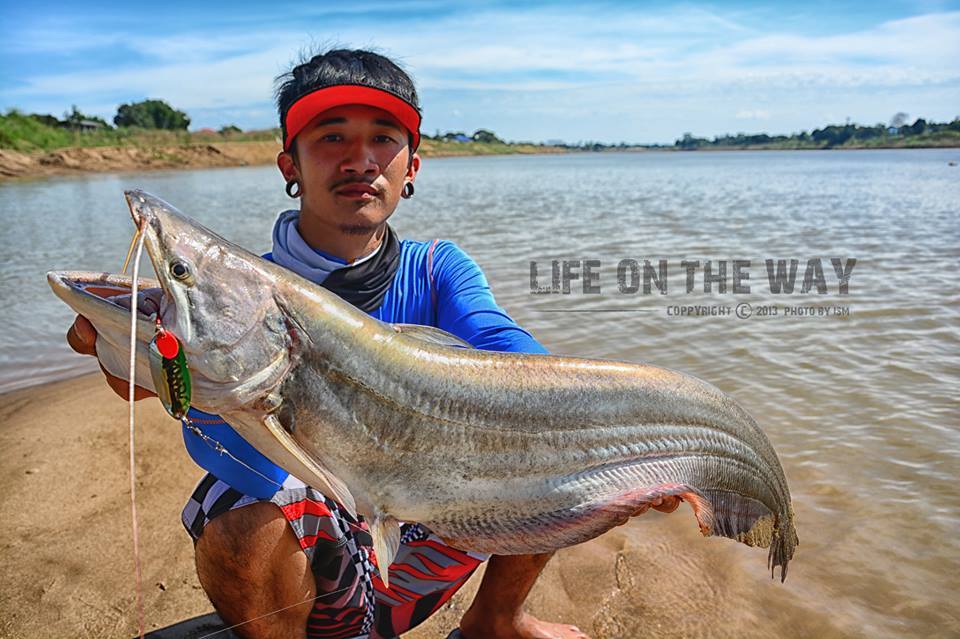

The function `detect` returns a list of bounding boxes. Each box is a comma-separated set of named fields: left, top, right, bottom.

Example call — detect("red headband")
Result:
left=282, top=85, right=421, bottom=151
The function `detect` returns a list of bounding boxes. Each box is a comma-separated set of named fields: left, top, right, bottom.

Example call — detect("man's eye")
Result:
left=374, top=134, right=397, bottom=144
left=321, top=134, right=342, bottom=143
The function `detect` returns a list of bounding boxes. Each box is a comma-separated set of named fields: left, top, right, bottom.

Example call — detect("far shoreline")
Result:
left=0, top=139, right=567, bottom=182
left=1, top=138, right=957, bottom=182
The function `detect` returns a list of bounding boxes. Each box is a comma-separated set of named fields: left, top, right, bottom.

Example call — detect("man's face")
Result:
left=279, top=104, right=420, bottom=235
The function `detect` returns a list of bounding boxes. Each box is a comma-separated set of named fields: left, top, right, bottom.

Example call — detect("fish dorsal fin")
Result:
left=262, top=413, right=358, bottom=518
left=369, top=512, right=402, bottom=588
left=390, top=323, right=474, bottom=349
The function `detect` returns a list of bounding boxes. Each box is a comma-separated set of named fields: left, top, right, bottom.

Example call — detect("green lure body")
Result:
left=148, top=331, right=191, bottom=419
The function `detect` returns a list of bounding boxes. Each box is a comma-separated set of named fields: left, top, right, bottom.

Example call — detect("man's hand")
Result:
left=67, top=315, right=156, bottom=400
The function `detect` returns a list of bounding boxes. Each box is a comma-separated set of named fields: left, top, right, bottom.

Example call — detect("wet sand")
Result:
left=0, top=375, right=882, bottom=638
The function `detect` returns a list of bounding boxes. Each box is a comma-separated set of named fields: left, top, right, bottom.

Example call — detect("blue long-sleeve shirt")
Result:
left=182, top=239, right=547, bottom=498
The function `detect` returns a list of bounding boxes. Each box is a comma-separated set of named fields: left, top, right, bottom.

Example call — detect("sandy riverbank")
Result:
left=0, top=140, right=565, bottom=181
left=0, top=374, right=828, bottom=639
left=0, top=142, right=281, bottom=180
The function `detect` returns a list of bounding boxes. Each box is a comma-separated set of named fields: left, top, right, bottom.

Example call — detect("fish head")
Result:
left=49, top=189, right=368, bottom=518
left=127, top=190, right=366, bottom=516
left=124, top=189, right=294, bottom=413
left=47, top=190, right=295, bottom=414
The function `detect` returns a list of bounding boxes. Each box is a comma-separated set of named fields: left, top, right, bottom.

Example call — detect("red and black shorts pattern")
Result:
left=182, top=474, right=487, bottom=639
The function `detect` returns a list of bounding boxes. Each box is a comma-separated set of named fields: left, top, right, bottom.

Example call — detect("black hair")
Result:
left=275, top=48, right=420, bottom=150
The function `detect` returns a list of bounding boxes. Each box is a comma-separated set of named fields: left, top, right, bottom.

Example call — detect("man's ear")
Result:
left=406, top=151, right=421, bottom=182
left=277, top=150, right=299, bottom=182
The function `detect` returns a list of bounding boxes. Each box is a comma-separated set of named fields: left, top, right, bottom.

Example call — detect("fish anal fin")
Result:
left=428, top=483, right=716, bottom=556
left=369, top=513, right=401, bottom=588
left=680, top=491, right=715, bottom=536
left=605, top=483, right=716, bottom=536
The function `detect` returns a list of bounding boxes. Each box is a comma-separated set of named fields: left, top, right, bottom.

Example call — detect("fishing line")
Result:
left=195, top=582, right=361, bottom=639
left=181, top=419, right=284, bottom=490
left=122, top=227, right=142, bottom=275
left=121, top=218, right=341, bottom=638
left=127, top=222, right=147, bottom=639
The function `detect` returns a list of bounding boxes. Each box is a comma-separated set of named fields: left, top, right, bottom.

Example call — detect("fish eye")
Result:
left=170, top=260, right=191, bottom=281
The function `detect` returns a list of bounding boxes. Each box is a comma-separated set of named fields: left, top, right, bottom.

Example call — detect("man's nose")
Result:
left=340, top=140, right=378, bottom=174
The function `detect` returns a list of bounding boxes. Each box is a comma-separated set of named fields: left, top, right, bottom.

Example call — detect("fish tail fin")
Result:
left=768, top=506, right=799, bottom=583
left=698, top=489, right=798, bottom=582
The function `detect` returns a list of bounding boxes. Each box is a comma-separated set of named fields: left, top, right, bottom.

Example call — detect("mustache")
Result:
left=330, top=176, right=383, bottom=193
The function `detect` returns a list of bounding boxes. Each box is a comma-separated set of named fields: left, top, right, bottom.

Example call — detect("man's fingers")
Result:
left=67, top=316, right=97, bottom=355
left=100, top=362, right=156, bottom=400
left=69, top=315, right=156, bottom=400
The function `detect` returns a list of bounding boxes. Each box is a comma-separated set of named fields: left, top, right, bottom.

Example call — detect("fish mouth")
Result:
left=47, top=271, right=162, bottom=325
left=45, top=191, right=186, bottom=391
left=47, top=191, right=187, bottom=343
left=46, top=270, right=170, bottom=349
left=48, top=187, right=185, bottom=339
left=46, top=270, right=165, bottom=396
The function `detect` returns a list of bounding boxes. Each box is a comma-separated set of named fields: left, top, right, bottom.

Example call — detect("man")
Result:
left=68, top=49, right=589, bottom=639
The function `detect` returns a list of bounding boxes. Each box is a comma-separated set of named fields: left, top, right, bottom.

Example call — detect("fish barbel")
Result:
left=47, top=190, right=798, bottom=586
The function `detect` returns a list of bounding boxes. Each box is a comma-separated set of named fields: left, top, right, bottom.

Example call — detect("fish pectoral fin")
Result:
left=262, top=414, right=358, bottom=518
left=369, top=513, right=401, bottom=589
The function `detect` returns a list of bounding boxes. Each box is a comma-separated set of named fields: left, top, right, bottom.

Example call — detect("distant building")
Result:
left=73, top=119, right=107, bottom=131
left=440, top=132, right=472, bottom=143
left=887, top=126, right=900, bottom=136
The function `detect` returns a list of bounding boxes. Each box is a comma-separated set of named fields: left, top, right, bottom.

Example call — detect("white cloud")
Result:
left=2, top=5, right=958, bottom=139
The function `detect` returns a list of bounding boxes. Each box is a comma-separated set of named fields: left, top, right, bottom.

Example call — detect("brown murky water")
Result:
left=2, top=149, right=958, bottom=637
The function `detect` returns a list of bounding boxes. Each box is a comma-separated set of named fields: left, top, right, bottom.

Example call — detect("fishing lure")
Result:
left=146, top=319, right=282, bottom=487
left=148, top=321, right=191, bottom=419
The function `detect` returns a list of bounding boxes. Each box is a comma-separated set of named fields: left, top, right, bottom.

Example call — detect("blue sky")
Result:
left=1, top=1, right=958, bottom=144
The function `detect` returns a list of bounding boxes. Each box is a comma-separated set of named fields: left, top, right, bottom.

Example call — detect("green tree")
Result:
left=905, top=118, right=927, bottom=136
left=29, top=113, right=62, bottom=128
left=676, top=132, right=707, bottom=149
left=853, top=124, right=884, bottom=140
left=471, top=128, right=502, bottom=143
left=219, top=124, right=242, bottom=135
left=114, top=99, right=190, bottom=130
left=811, top=124, right=855, bottom=147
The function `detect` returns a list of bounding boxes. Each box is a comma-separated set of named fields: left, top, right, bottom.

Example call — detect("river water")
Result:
left=1, top=150, right=958, bottom=637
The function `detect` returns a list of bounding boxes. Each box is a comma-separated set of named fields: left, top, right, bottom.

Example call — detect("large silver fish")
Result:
left=47, top=190, right=798, bottom=587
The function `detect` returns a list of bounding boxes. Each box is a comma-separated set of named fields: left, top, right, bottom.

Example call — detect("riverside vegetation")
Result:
left=0, top=105, right=557, bottom=158
left=1, top=101, right=957, bottom=179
